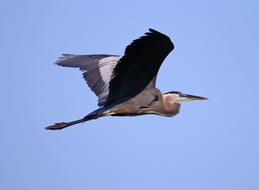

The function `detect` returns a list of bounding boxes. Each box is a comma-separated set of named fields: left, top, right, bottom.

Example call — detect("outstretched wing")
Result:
left=55, top=54, right=121, bottom=106
left=104, top=28, right=174, bottom=106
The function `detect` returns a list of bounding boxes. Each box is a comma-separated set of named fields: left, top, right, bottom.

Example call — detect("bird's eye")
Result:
left=154, top=95, right=159, bottom=101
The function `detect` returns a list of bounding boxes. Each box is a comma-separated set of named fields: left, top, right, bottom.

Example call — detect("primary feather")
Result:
left=55, top=54, right=121, bottom=106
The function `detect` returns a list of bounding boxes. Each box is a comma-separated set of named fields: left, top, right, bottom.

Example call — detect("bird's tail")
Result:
left=45, top=107, right=106, bottom=130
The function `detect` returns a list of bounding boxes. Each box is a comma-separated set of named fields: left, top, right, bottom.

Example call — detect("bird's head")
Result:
left=164, top=91, right=208, bottom=102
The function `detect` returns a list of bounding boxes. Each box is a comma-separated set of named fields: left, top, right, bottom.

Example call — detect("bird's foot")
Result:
left=45, top=122, right=67, bottom=130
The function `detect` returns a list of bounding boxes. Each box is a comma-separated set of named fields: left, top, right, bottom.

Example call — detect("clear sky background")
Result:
left=1, top=0, right=259, bottom=189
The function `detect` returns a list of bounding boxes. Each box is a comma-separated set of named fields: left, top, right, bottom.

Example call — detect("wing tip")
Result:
left=145, top=28, right=174, bottom=50
left=148, top=28, right=158, bottom=33
left=54, top=54, right=75, bottom=66
left=148, top=28, right=172, bottom=38
left=146, top=28, right=165, bottom=35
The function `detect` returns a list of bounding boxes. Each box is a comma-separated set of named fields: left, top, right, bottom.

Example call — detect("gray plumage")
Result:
left=46, top=29, right=207, bottom=130
left=55, top=54, right=121, bottom=106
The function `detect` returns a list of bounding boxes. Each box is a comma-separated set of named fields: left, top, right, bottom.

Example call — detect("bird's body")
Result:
left=46, top=29, right=207, bottom=130
left=105, top=87, right=180, bottom=117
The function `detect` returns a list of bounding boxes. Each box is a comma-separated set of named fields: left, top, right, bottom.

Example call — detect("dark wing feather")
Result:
left=104, top=28, right=174, bottom=106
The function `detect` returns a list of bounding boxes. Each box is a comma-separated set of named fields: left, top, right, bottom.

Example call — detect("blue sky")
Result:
left=1, top=0, right=259, bottom=189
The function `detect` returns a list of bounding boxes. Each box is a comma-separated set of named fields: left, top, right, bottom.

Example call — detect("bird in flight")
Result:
left=46, top=28, right=207, bottom=130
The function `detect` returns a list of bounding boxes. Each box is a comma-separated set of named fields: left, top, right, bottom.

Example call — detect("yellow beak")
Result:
left=178, top=93, right=208, bottom=102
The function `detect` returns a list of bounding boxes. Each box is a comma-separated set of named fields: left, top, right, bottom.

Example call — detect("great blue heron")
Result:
left=46, top=28, right=207, bottom=130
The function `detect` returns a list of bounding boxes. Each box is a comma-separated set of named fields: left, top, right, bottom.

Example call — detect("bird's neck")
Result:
left=161, top=94, right=181, bottom=116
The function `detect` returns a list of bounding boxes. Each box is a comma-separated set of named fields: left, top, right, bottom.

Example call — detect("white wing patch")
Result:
left=98, top=57, right=118, bottom=91
left=56, top=54, right=121, bottom=106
